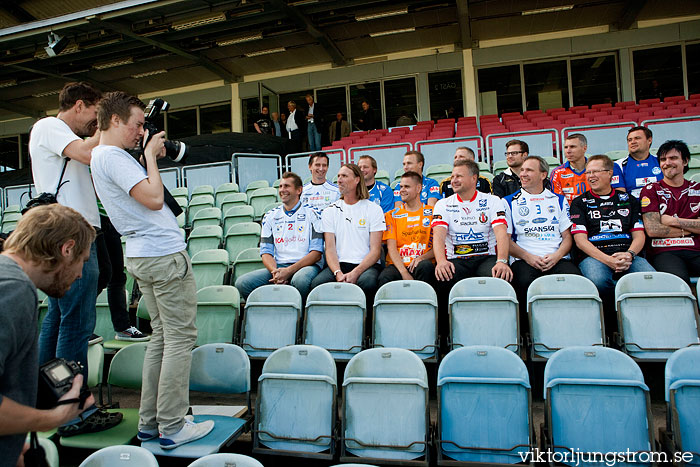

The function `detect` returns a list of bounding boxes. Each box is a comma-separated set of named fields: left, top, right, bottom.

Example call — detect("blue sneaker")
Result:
left=137, top=428, right=158, bottom=441
left=159, top=417, right=214, bottom=450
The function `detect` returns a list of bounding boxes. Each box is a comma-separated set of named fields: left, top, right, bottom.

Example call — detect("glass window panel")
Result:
left=200, top=103, right=231, bottom=134
left=20, top=133, right=29, bottom=169
left=280, top=90, right=313, bottom=116
left=524, top=60, right=569, bottom=111
left=633, top=45, right=683, bottom=100
left=687, top=43, right=700, bottom=96
left=242, top=97, right=259, bottom=133
left=0, top=136, right=19, bottom=172
left=384, top=77, right=418, bottom=128
left=477, top=65, right=522, bottom=116
left=571, top=55, right=618, bottom=106
left=316, top=86, right=347, bottom=146
left=166, top=108, right=197, bottom=139
left=429, top=70, right=464, bottom=121
left=349, top=82, right=381, bottom=130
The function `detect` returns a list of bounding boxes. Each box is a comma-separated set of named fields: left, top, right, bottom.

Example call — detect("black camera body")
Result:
left=37, top=358, right=87, bottom=409
left=143, top=98, right=188, bottom=163
left=21, top=192, right=58, bottom=214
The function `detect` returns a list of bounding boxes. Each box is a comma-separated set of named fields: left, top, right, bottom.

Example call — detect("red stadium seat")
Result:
left=615, top=101, right=636, bottom=108
left=591, top=103, right=613, bottom=110
left=663, top=95, right=685, bottom=104
left=570, top=105, right=589, bottom=113
left=639, top=98, right=661, bottom=105
left=546, top=107, right=566, bottom=115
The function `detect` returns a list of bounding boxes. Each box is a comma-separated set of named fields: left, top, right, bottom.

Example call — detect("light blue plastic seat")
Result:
left=79, top=445, right=158, bottom=466
left=449, top=278, right=520, bottom=353
left=340, top=348, right=429, bottom=464
left=527, top=275, right=604, bottom=360
left=187, top=225, right=223, bottom=257
left=543, top=346, right=653, bottom=467
left=195, top=286, right=240, bottom=346
left=215, top=182, right=240, bottom=208
left=616, top=272, right=700, bottom=361
left=663, top=347, right=700, bottom=466
left=189, top=453, right=264, bottom=466
left=192, top=207, right=222, bottom=230
left=253, top=345, right=337, bottom=458
left=232, top=248, right=265, bottom=285
left=437, top=346, right=532, bottom=464
left=224, top=222, right=261, bottom=267
left=304, top=283, right=366, bottom=361
left=191, top=249, right=229, bottom=289
left=372, top=281, right=438, bottom=361
left=220, top=193, right=248, bottom=214
left=143, top=344, right=251, bottom=458
left=248, top=187, right=279, bottom=221
left=223, top=205, right=255, bottom=236
left=240, top=285, right=302, bottom=359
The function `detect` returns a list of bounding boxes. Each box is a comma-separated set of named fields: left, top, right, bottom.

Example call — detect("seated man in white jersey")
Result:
left=235, top=172, right=322, bottom=300
left=393, top=150, right=442, bottom=209
left=310, top=163, right=385, bottom=303
left=503, top=156, right=581, bottom=327
left=301, top=152, right=340, bottom=212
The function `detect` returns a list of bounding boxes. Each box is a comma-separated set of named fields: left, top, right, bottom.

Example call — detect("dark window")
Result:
left=384, top=77, right=418, bottom=128
left=316, top=87, right=347, bottom=146
left=524, top=60, right=569, bottom=111
left=200, top=103, right=231, bottom=134
left=242, top=97, right=259, bottom=133
left=350, top=82, right=381, bottom=130
left=477, top=65, right=522, bottom=116
left=20, top=133, right=29, bottom=169
left=429, top=70, right=464, bottom=121
left=687, top=43, right=700, bottom=96
left=167, top=108, right=197, bottom=139
left=571, top=55, right=618, bottom=106
left=0, top=136, right=20, bottom=172
left=633, top=45, right=684, bottom=101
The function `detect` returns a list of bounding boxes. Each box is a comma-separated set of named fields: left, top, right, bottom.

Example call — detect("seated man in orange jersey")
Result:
left=551, top=133, right=590, bottom=203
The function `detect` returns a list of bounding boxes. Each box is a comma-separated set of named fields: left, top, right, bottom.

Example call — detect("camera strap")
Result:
left=55, top=158, right=69, bottom=197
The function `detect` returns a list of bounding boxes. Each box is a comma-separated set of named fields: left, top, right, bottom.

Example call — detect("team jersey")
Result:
left=503, top=188, right=572, bottom=259
left=321, top=199, right=386, bottom=264
left=393, top=175, right=442, bottom=205
left=431, top=191, right=507, bottom=259
left=640, top=179, right=700, bottom=253
left=550, top=160, right=589, bottom=204
left=383, top=204, right=433, bottom=266
left=368, top=180, right=395, bottom=213
left=301, top=180, right=340, bottom=213
left=440, top=175, right=491, bottom=197
left=569, top=190, right=643, bottom=256
left=260, top=201, right=323, bottom=265
left=612, top=154, right=663, bottom=198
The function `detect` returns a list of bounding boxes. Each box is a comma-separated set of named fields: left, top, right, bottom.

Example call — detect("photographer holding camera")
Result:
left=0, top=204, right=96, bottom=466
left=90, top=91, right=213, bottom=449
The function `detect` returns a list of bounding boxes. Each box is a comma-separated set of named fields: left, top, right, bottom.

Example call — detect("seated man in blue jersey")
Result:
left=440, top=146, right=491, bottom=197
left=611, top=126, right=662, bottom=197
left=393, top=150, right=442, bottom=209
left=358, top=154, right=394, bottom=213
left=301, top=152, right=340, bottom=212
left=235, top=172, right=323, bottom=300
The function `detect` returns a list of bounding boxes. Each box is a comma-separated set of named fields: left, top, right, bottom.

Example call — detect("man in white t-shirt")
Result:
left=90, top=91, right=213, bottom=450
left=29, top=82, right=123, bottom=436
left=310, top=163, right=385, bottom=302
left=301, top=152, right=340, bottom=212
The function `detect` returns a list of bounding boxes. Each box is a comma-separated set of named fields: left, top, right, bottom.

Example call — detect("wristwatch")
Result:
left=496, top=258, right=508, bottom=264
left=627, top=250, right=636, bottom=259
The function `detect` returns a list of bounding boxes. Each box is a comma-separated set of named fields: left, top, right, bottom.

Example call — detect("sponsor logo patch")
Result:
left=532, top=217, right=547, bottom=224
left=618, top=209, right=629, bottom=217
left=651, top=238, right=695, bottom=248
left=561, top=173, right=574, bottom=179
left=479, top=199, right=487, bottom=207
left=479, top=212, right=488, bottom=223
left=640, top=196, right=651, bottom=208
left=518, top=206, right=530, bottom=216
left=516, top=219, right=529, bottom=226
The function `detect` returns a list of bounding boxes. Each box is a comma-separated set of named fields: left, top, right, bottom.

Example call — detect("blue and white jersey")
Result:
left=301, top=180, right=340, bottom=213
left=503, top=188, right=572, bottom=259
left=393, top=175, right=442, bottom=205
left=260, top=201, right=323, bottom=265
left=612, top=154, right=662, bottom=198
left=368, top=180, right=395, bottom=213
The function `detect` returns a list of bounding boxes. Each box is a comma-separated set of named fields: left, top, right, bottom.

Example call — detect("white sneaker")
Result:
left=159, top=417, right=215, bottom=450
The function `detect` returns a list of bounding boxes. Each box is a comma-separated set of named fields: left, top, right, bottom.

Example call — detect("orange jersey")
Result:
left=550, top=161, right=589, bottom=204
left=383, top=204, right=433, bottom=266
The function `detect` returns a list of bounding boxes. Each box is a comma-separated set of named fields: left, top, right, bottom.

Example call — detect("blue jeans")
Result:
left=579, top=255, right=655, bottom=298
left=307, top=122, right=322, bottom=152
left=235, top=263, right=321, bottom=300
left=39, top=242, right=99, bottom=379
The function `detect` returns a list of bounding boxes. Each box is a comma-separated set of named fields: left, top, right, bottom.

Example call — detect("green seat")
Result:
left=477, top=161, right=490, bottom=173
left=687, top=158, right=700, bottom=179
left=192, top=185, right=215, bottom=198
left=191, top=249, right=229, bottom=289
left=260, top=202, right=281, bottom=218
left=38, top=297, right=49, bottom=332
left=1, top=212, right=21, bottom=233
left=273, top=179, right=281, bottom=188
left=61, top=343, right=148, bottom=449
left=223, top=205, right=255, bottom=236
left=187, top=225, right=223, bottom=258
left=391, top=179, right=399, bottom=189
left=25, top=435, right=58, bottom=467
left=543, top=156, right=560, bottom=169
left=245, top=179, right=269, bottom=195
left=188, top=195, right=215, bottom=227
left=3, top=204, right=20, bottom=214
left=192, top=207, right=222, bottom=231
left=224, top=222, right=261, bottom=267
left=195, top=286, right=240, bottom=346
left=232, top=248, right=265, bottom=285
left=690, top=173, right=700, bottom=183
left=220, top=193, right=248, bottom=215
left=689, top=144, right=700, bottom=156
left=93, top=290, right=114, bottom=343
left=492, top=160, right=509, bottom=175
left=176, top=211, right=186, bottom=228
left=605, top=150, right=628, bottom=160
left=175, top=196, right=188, bottom=209
left=426, top=164, right=453, bottom=183
left=87, top=343, right=104, bottom=388
left=215, top=182, right=240, bottom=208
left=481, top=171, right=494, bottom=182
left=376, top=170, right=391, bottom=186
left=248, top=187, right=279, bottom=221
left=170, top=186, right=189, bottom=199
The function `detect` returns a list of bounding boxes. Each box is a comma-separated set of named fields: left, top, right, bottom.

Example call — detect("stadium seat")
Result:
left=93, top=287, right=136, bottom=351
left=176, top=209, right=186, bottom=228
left=1, top=211, right=20, bottom=233
left=240, top=285, right=302, bottom=358
left=527, top=275, right=604, bottom=360
left=188, top=225, right=223, bottom=257
left=192, top=207, right=222, bottom=230
left=220, top=193, right=248, bottom=214
left=615, top=272, right=700, bottom=361
left=605, top=149, right=628, bottom=160
left=142, top=343, right=252, bottom=458
left=191, top=249, right=229, bottom=289
left=222, top=205, right=255, bottom=239
left=542, top=346, right=654, bottom=463
left=2, top=204, right=20, bottom=214
left=26, top=435, right=58, bottom=467
left=376, top=170, right=391, bottom=185
left=260, top=202, right=281, bottom=217
left=372, top=281, right=438, bottom=361
left=340, top=348, right=429, bottom=465
left=232, top=248, right=265, bottom=285
left=449, top=278, right=520, bottom=353
left=87, top=343, right=104, bottom=388
left=189, top=453, right=264, bottom=466
left=170, top=186, right=188, bottom=201
left=62, top=343, right=147, bottom=449
left=224, top=222, right=261, bottom=267
left=245, top=179, right=270, bottom=195
left=691, top=173, right=700, bottom=183
left=303, top=283, right=366, bottom=361
left=188, top=195, right=215, bottom=227
left=79, top=445, right=158, bottom=466
left=687, top=157, right=700, bottom=178
left=248, top=187, right=279, bottom=220
left=426, top=164, right=452, bottom=183
left=492, top=160, right=509, bottom=175
left=661, top=346, right=700, bottom=465
left=192, top=184, right=215, bottom=198
left=273, top=178, right=281, bottom=188
left=253, top=345, right=337, bottom=459
left=476, top=161, right=490, bottom=173
left=195, top=285, right=240, bottom=346
left=214, top=182, right=240, bottom=208
left=437, top=346, right=533, bottom=464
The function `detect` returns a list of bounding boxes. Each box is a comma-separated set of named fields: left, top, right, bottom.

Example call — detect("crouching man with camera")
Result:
left=90, top=91, right=214, bottom=450
left=0, top=204, right=96, bottom=466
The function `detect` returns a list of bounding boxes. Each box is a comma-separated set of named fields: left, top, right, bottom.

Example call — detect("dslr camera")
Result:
left=143, top=98, right=188, bottom=163
left=37, top=358, right=89, bottom=409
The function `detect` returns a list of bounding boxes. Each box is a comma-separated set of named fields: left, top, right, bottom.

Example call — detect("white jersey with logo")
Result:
left=260, top=202, right=323, bottom=265
left=503, top=188, right=572, bottom=260
left=431, top=191, right=507, bottom=259
left=301, top=180, right=340, bottom=212
left=321, top=199, right=386, bottom=264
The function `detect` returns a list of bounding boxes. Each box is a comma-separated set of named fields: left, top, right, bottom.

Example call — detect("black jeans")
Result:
left=651, top=250, right=700, bottom=286
left=95, top=216, right=130, bottom=332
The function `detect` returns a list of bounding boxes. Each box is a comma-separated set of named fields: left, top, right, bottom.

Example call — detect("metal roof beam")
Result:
left=1, top=2, right=38, bottom=23
left=456, top=0, right=472, bottom=49
left=0, top=100, right=43, bottom=119
left=615, top=0, right=647, bottom=30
